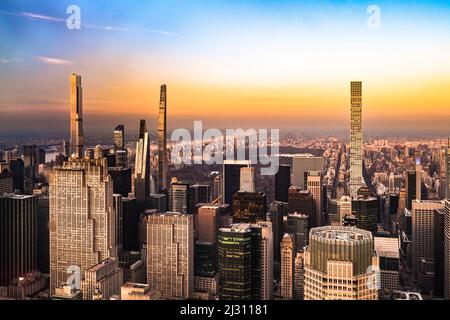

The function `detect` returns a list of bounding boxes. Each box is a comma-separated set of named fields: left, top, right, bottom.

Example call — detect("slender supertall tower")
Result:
left=445, top=147, right=450, bottom=199
left=350, top=81, right=363, bottom=198
left=416, top=156, right=422, bottom=201
left=70, top=74, right=84, bottom=158
left=158, top=84, right=168, bottom=192
left=134, top=120, right=151, bottom=203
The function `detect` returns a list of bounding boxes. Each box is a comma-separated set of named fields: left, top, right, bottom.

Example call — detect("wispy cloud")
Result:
left=84, top=23, right=127, bottom=32
left=0, top=58, right=10, bottom=64
left=0, top=10, right=175, bottom=35
left=21, top=11, right=65, bottom=23
left=142, top=28, right=177, bottom=36
left=37, top=56, right=74, bottom=66
left=0, top=10, right=125, bottom=32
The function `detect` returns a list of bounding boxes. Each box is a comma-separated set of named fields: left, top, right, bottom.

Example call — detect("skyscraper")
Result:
left=275, top=164, right=290, bottom=202
left=223, top=160, right=250, bottom=205
left=49, top=157, right=117, bottom=296
left=286, top=213, right=309, bottom=252
left=169, top=177, right=191, bottom=214
left=158, top=84, right=168, bottom=192
left=294, top=252, right=305, bottom=300
left=445, top=148, right=450, bottom=199
left=122, top=197, right=139, bottom=251
left=350, top=81, right=363, bottom=198
left=292, top=155, right=323, bottom=190
left=239, top=167, right=255, bottom=192
left=37, top=148, right=46, bottom=165
left=307, top=171, right=323, bottom=227
left=444, top=199, right=450, bottom=299
left=69, top=74, right=84, bottom=158
left=288, top=187, right=315, bottom=227
left=434, top=208, right=445, bottom=298
left=213, top=174, right=223, bottom=203
left=9, top=158, right=24, bottom=193
left=63, top=140, right=70, bottom=158
left=218, top=223, right=272, bottom=300
left=351, top=196, right=379, bottom=233
left=415, top=157, right=422, bottom=201
left=218, top=224, right=252, bottom=300
left=146, top=212, right=194, bottom=299
left=0, top=194, right=37, bottom=286
left=115, top=150, right=128, bottom=168
left=411, top=200, right=445, bottom=292
left=134, top=120, right=151, bottom=204
left=268, top=201, right=288, bottom=266
left=109, top=167, right=132, bottom=197
left=405, top=170, right=417, bottom=210
left=255, top=222, right=273, bottom=300
left=114, top=125, right=125, bottom=151
left=195, top=206, right=219, bottom=279
left=81, top=258, right=122, bottom=300
left=232, top=191, right=267, bottom=223
left=36, top=190, right=50, bottom=274
left=197, top=206, right=219, bottom=244
left=0, top=170, right=13, bottom=194
left=191, top=184, right=211, bottom=204
left=374, top=237, right=400, bottom=294
left=280, top=233, right=295, bottom=300
left=304, top=226, right=379, bottom=300
left=23, top=145, right=37, bottom=194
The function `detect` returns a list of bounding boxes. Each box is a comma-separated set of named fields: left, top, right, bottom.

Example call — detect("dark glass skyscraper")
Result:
left=0, top=194, right=37, bottom=286
left=288, top=187, right=315, bottom=227
left=223, top=160, right=249, bottom=205
left=37, top=191, right=49, bottom=274
left=108, top=167, right=132, bottom=197
left=351, top=196, right=379, bottom=233
left=405, top=170, right=417, bottom=210
left=268, top=201, right=288, bottom=264
left=23, top=144, right=37, bottom=194
left=9, top=158, right=24, bottom=193
left=275, top=164, right=290, bottom=202
left=218, top=223, right=273, bottom=300
left=232, top=191, right=267, bottom=223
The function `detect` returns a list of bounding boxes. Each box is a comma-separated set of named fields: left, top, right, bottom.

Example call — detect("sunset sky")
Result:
left=1, top=0, right=450, bottom=137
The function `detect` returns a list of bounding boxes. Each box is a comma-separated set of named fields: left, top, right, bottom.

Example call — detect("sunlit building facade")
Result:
left=49, top=157, right=117, bottom=296
left=304, top=226, right=379, bottom=300
left=350, top=81, right=363, bottom=198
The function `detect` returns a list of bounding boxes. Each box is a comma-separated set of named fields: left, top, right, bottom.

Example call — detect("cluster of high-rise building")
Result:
left=2, top=77, right=450, bottom=301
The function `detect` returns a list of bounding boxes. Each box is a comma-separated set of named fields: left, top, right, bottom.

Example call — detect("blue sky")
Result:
left=1, top=0, right=450, bottom=137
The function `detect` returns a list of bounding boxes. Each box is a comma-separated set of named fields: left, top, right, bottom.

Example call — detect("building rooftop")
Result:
left=292, top=154, right=316, bottom=158
left=311, top=226, right=372, bottom=242
left=87, top=258, right=116, bottom=272
left=199, top=205, right=220, bottom=210
left=220, top=223, right=251, bottom=233
left=122, top=282, right=149, bottom=289
left=0, top=193, right=34, bottom=200
left=374, top=237, right=400, bottom=259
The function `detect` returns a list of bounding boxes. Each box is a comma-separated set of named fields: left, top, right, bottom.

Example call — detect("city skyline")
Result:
left=1, top=1, right=450, bottom=136
left=2, top=0, right=450, bottom=307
